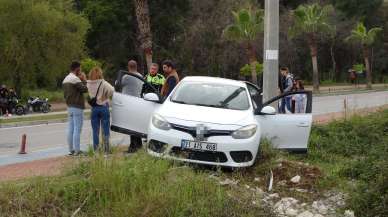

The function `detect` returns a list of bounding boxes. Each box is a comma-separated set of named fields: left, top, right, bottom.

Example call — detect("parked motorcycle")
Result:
left=26, top=97, right=51, bottom=113
left=8, top=96, right=25, bottom=115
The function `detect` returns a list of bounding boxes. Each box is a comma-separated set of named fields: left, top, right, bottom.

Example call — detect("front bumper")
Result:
left=146, top=124, right=261, bottom=168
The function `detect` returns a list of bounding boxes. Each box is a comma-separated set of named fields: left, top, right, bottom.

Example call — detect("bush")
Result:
left=81, top=58, right=102, bottom=75
left=308, top=109, right=388, bottom=216
left=240, top=62, right=263, bottom=77
left=21, top=89, right=64, bottom=103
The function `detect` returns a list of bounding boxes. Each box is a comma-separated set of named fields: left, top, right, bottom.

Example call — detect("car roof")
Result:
left=180, top=76, right=246, bottom=87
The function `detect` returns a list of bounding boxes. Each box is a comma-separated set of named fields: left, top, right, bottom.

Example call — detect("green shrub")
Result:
left=308, top=109, right=388, bottom=216
left=81, top=58, right=102, bottom=75
left=21, top=89, right=64, bottom=103
left=240, top=62, right=263, bottom=77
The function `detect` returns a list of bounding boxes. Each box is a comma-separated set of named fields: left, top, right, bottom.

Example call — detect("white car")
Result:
left=111, top=74, right=312, bottom=168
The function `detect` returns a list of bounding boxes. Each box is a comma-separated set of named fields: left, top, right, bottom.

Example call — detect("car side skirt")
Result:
left=111, top=125, right=147, bottom=138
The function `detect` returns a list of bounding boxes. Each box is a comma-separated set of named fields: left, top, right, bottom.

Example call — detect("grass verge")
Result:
left=0, top=152, right=274, bottom=217
left=0, top=111, right=91, bottom=125
left=307, top=109, right=388, bottom=217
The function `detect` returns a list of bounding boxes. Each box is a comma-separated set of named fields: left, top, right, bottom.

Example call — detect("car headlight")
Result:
left=232, top=124, right=257, bottom=139
left=152, top=114, right=171, bottom=130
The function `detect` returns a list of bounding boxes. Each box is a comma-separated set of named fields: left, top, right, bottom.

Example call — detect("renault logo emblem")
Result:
left=195, top=124, right=207, bottom=141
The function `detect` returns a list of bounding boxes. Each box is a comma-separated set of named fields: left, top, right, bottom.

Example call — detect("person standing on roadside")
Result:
left=161, top=60, right=180, bottom=98
left=63, top=61, right=88, bottom=156
left=142, top=63, right=165, bottom=94
left=87, top=67, right=114, bottom=155
left=279, top=67, right=293, bottom=113
left=121, top=60, right=144, bottom=152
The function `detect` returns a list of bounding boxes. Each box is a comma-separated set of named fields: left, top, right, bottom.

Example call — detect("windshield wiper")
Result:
left=194, top=103, right=224, bottom=108
left=220, top=87, right=245, bottom=107
left=171, top=99, right=187, bottom=104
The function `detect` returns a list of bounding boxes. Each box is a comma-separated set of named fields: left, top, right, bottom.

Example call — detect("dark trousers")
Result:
left=280, top=97, right=292, bottom=113
left=129, top=135, right=142, bottom=152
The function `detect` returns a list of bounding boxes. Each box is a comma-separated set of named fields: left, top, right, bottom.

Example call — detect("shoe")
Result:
left=68, top=151, right=75, bottom=156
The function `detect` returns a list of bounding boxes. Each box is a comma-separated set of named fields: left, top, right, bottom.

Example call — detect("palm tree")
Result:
left=346, top=22, right=382, bottom=89
left=223, top=8, right=264, bottom=85
left=289, top=3, right=333, bottom=92
left=133, top=0, right=152, bottom=71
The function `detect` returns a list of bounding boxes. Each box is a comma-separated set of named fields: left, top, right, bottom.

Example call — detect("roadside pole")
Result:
left=263, top=0, right=279, bottom=105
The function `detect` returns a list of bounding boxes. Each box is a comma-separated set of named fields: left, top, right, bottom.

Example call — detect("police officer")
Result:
left=142, top=63, right=165, bottom=94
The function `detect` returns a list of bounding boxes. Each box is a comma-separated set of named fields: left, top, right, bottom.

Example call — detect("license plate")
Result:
left=181, top=140, right=217, bottom=152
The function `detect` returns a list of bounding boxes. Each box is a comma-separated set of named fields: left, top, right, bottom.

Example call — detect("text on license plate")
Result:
left=181, top=140, right=217, bottom=152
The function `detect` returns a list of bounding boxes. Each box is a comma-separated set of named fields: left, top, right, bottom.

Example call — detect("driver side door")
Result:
left=111, top=72, right=161, bottom=137
left=254, top=91, right=313, bottom=152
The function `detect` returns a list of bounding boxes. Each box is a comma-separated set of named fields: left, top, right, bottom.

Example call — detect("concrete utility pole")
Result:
left=263, top=0, right=279, bottom=104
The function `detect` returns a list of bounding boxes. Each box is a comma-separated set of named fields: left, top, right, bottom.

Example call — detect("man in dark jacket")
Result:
left=63, top=61, right=88, bottom=156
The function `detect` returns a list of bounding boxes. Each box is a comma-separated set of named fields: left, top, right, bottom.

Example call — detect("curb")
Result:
left=0, top=118, right=92, bottom=128
left=0, top=119, right=68, bottom=128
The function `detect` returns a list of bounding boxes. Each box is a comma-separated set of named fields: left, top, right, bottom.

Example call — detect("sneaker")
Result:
left=68, top=151, right=75, bottom=156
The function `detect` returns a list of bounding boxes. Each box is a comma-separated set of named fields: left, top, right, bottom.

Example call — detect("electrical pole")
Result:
left=263, top=0, right=279, bottom=104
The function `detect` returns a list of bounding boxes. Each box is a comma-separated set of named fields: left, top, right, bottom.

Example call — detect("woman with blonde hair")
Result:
left=87, top=67, right=114, bottom=154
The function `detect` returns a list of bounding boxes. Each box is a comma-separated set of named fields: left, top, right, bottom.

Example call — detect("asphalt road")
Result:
left=0, top=90, right=387, bottom=166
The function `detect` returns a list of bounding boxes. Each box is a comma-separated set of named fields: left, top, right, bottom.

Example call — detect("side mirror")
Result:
left=259, top=106, right=276, bottom=115
left=144, top=93, right=160, bottom=103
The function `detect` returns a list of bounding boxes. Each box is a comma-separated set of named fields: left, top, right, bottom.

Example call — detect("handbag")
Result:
left=88, top=81, right=102, bottom=107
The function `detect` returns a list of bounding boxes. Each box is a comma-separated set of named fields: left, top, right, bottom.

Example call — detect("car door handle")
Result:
left=297, top=122, right=310, bottom=127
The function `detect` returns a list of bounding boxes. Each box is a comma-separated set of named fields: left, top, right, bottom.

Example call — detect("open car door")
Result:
left=111, top=71, right=161, bottom=137
left=254, top=91, right=313, bottom=152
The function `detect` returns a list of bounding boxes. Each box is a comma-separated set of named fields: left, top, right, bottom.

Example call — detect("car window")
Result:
left=170, top=82, right=250, bottom=110
left=115, top=71, right=152, bottom=98
left=246, top=83, right=262, bottom=110
left=265, top=92, right=310, bottom=114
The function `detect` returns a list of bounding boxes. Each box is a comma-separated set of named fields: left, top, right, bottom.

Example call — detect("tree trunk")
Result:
left=330, top=42, right=336, bottom=81
left=363, top=46, right=372, bottom=89
left=134, top=0, right=152, bottom=71
left=246, top=43, right=257, bottom=85
left=307, top=34, right=319, bottom=92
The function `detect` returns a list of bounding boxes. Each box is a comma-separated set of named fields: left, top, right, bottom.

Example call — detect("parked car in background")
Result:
left=111, top=74, right=313, bottom=168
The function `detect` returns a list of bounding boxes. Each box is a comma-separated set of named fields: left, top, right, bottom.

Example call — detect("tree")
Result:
left=289, top=3, right=333, bottom=92
left=331, top=0, right=383, bottom=25
left=133, top=0, right=153, bottom=71
left=0, top=0, right=89, bottom=95
left=223, top=7, right=264, bottom=85
left=346, top=22, right=382, bottom=89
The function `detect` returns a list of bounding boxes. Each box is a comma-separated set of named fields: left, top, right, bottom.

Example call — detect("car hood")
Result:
left=157, top=101, right=252, bottom=126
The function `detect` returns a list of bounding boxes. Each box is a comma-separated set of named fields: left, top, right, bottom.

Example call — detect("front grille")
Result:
left=170, top=147, right=228, bottom=163
left=230, top=151, right=253, bottom=163
left=170, top=123, right=233, bottom=138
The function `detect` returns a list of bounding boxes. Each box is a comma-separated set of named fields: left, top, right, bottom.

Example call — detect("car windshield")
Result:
left=170, top=82, right=250, bottom=110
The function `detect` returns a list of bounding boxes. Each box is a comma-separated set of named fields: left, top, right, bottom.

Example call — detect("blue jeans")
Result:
left=67, top=107, right=84, bottom=153
left=91, top=105, right=110, bottom=153
left=280, top=97, right=292, bottom=113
